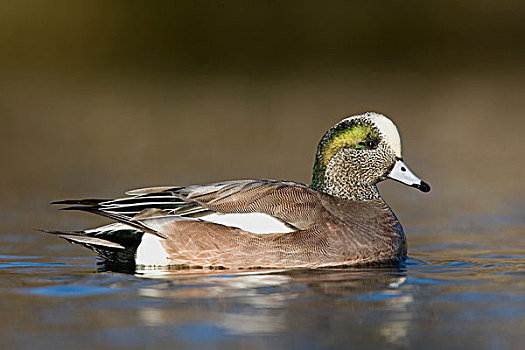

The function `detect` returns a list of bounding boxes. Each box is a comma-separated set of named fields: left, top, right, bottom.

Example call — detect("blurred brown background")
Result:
left=1, top=1, right=524, bottom=242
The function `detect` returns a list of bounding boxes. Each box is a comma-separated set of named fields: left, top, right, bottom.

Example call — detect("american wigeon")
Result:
left=47, top=112, right=430, bottom=268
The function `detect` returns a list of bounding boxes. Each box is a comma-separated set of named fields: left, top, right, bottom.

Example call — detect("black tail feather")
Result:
left=37, top=229, right=124, bottom=249
left=51, top=199, right=108, bottom=205
left=38, top=228, right=142, bottom=265
left=50, top=202, right=166, bottom=238
left=37, top=228, right=84, bottom=235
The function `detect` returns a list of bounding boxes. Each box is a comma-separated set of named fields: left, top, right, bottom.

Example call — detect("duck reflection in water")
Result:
left=112, top=265, right=414, bottom=346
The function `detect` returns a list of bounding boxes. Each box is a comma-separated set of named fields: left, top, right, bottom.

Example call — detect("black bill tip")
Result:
left=412, top=181, right=431, bottom=193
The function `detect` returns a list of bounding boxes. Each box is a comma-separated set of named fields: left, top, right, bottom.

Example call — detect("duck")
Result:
left=47, top=112, right=430, bottom=269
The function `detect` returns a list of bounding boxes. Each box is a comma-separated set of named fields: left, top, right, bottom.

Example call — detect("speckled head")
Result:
left=312, top=112, right=430, bottom=200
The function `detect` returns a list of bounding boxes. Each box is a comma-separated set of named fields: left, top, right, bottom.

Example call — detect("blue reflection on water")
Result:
left=0, top=254, right=40, bottom=260
left=0, top=261, right=66, bottom=268
left=30, top=285, right=120, bottom=297
left=1, top=248, right=523, bottom=349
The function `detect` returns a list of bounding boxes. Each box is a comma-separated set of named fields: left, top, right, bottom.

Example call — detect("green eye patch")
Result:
left=312, top=121, right=380, bottom=187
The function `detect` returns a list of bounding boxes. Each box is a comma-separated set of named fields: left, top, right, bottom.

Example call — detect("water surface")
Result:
left=1, top=216, right=523, bottom=349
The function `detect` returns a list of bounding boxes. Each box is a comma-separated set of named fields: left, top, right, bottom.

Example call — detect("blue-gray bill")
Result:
left=387, top=159, right=431, bottom=193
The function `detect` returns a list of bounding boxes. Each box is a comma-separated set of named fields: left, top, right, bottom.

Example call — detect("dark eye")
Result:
left=365, top=140, right=377, bottom=149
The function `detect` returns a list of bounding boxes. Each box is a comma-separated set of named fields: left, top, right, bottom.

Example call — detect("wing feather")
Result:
left=169, top=180, right=320, bottom=229
left=53, top=179, right=321, bottom=234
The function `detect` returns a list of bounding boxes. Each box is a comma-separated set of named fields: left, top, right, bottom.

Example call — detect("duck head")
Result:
left=311, top=112, right=430, bottom=200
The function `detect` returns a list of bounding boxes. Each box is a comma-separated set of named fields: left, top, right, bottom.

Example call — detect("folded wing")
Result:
left=54, top=179, right=323, bottom=235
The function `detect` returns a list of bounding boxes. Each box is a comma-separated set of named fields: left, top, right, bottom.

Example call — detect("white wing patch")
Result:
left=199, top=212, right=295, bottom=234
